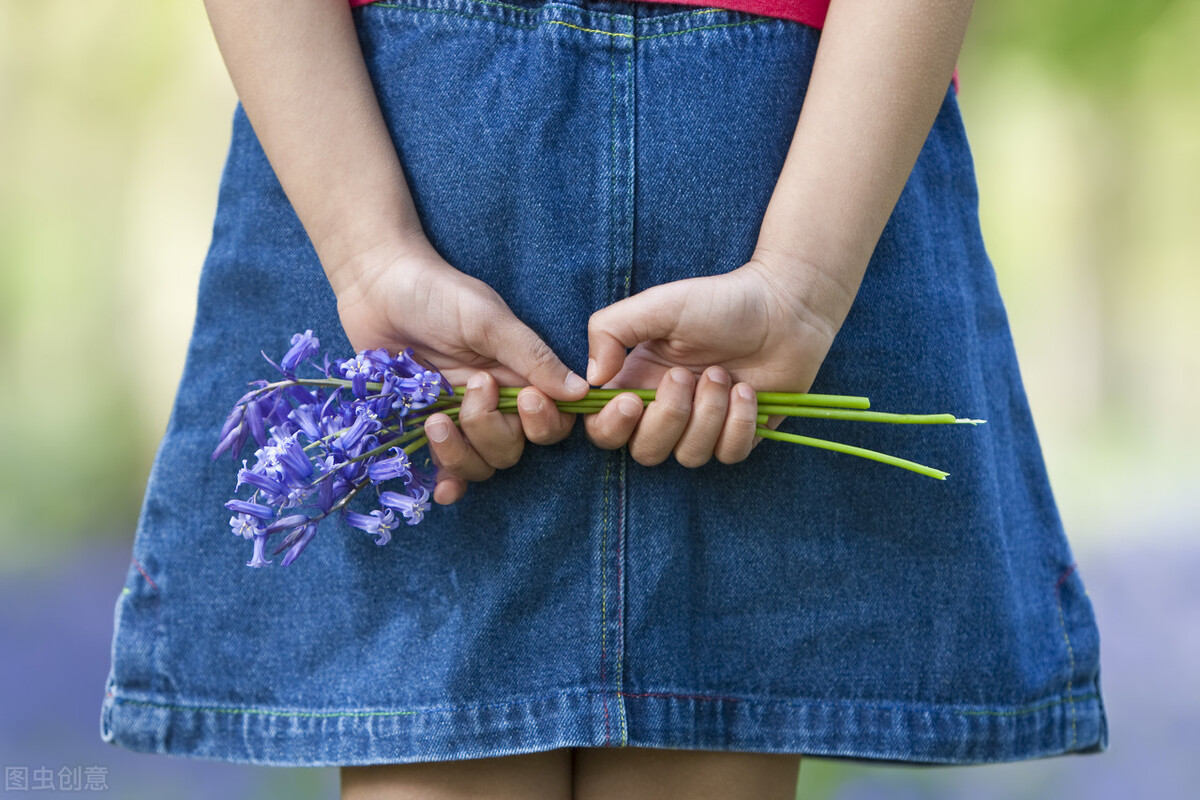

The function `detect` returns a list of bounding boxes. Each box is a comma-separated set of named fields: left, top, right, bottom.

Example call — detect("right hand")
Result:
left=329, top=235, right=590, bottom=505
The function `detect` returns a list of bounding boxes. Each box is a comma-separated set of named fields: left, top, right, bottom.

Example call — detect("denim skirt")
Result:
left=101, top=0, right=1107, bottom=766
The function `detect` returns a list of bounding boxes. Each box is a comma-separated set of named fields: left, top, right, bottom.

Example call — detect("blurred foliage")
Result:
left=1, top=1, right=1198, bottom=564
left=967, top=0, right=1186, bottom=93
left=1, top=2, right=236, bottom=565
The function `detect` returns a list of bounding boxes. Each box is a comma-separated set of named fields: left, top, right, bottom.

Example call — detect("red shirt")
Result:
left=348, top=0, right=830, bottom=28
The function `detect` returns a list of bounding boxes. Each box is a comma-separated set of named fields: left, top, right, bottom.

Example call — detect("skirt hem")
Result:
left=100, top=679, right=1106, bottom=767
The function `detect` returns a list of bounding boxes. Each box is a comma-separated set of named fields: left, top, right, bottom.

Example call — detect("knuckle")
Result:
left=586, top=427, right=625, bottom=451
left=714, top=445, right=749, bottom=465
left=629, top=438, right=669, bottom=467
left=693, top=397, right=727, bottom=425
left=525, top=335, right=557, bottom=369
left=653, top=400, right=691, bottom=427
left=674, top=445, right=711, bottom=469
left=485, top=441, right=524, bottom=470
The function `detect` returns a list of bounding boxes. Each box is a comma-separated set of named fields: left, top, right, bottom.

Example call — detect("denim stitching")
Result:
left=550, top=20, right=633, bottom=38
left=370, top=2, right=770, bottom=39
left=600, top=454, right=612, bottom=744
left=959, top=693, right=1097, bottom=719
left=614, top=41, right=632, bottom=747
left=374, top=1, right=727, bottom=23
left=371, top=4, right=537, bottom=29
left=107, top=688, right=1099, bottom=721
left=639, top=18, right=770, bottom=40
left=1054, top=565, right=1079, bottom=747
left=616, top=449, right=628, bottom=743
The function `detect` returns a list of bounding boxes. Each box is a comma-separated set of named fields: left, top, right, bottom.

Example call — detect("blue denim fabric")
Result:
left=101, top=0, right=1107, bottom=766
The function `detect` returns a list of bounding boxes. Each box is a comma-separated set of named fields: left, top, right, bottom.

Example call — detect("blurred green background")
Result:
left=1, top=1, right=1197, bottom=797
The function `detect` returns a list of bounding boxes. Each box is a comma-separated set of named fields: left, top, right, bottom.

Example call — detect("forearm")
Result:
left=755, top=0, right=974, bottom=328
left=202, top=0, right=424, bottom=291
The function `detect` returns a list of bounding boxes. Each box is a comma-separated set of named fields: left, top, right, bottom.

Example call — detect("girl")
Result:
left=101, top=0, right=1107, bottom=797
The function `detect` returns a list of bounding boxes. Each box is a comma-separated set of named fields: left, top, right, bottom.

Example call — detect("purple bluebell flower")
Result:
left=217, top=404, right=245, bottom=444
left=232, top=381, right=269, bottom=407
left=391, top=347, right=426, bottom=379
left=265, top=513, right=311, bottom=535
left=280, top=330, right=320, bottom=374
left=277, top=434, right=314, bottom=480
left=379, top=488, right=431, bottom=525
left=367, top=448, right=411, bottom=484
left=230, top=513, right=264, bottom=540
left=212, top=419, right=246, bottom=461
left=224, top=498, right=275, bottom=520
left=288, top=405, right=323, bottom=441
left=236, top=466, right=285, bottom=497
left=280, top=483, right=312, bottom=508
left=218, top=331, right=446, bottom=567
left=339, top=353, right=376, bottom=381
left=246, top=533, right=272, bottom=568
left=251, top=432, right=307, bottom=480
left=342, top=508, right=397, bottom=546
left=245, top=399, right=268, bottom=447
left=279, top=523, right=318, bottom=567
left=338, top=407, right=380, bottom=450
left=398, top=370, right=446, bottom=409
left=285, top=383, right=317, bottom=406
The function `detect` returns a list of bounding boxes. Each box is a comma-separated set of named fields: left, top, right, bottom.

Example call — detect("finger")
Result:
left=587, top=284, right=685, bottom=386
left=752, top=413, right=786, bottom=449
left=432, top=472, right=468, bottom=505
left=457, top=372, right=525, bottom=469
left=516, top=387, right=577, bottom=446
left=628, top=368, right=694, bottom=466
left=426, top=447, right=469, bottom=505
left=714, top=381, right=759, bottom=464
left=673, top=366, right=731, bottom=468
left=424, top=412, right=494, bottom=483
left=582, top=392, right=644, bottom=450
left=477, top=307, right=589, bottom=402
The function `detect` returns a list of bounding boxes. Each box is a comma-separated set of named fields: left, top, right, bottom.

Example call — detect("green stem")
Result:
left=478, top=386, right=870, bottom=409
left=756, top=405, right=977, bottom=425
left=754, top=427, right=949, bottom=480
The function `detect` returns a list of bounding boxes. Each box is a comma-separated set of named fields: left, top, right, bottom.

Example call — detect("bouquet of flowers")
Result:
left=214, top=331, right=982, bottom=567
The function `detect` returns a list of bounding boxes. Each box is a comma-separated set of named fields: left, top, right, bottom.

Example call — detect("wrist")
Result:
left=317, top=222, right=434, bottom=298
left=743, top=245, right=861, bottom=339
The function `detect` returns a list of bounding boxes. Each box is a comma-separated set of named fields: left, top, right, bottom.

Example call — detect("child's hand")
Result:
left=331, top=237, right=588, bottom=504
left=582, top=252, right=855, bottom=467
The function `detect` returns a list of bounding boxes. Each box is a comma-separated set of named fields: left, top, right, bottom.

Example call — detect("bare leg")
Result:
left=573, top=747, right=801, bottom=800
left=341, top=748, right=573, bottom=800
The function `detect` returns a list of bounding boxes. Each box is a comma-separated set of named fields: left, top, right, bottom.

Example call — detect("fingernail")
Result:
left=518, top=392, right=544, bottom=413
left=617, top=395, right=641, bottom=417
left=467, top=373, right=487, bottom=391
left=567, top=371, right=590, bottom=394
left=707, top=366, right=730, bottom=385
left=427, top=419, right=450, bottom=442
left=586, top=359, right=598, bottom=384
left=671, top=369, right=691, bottom=386
left=737, top=384, right=756, bottom=402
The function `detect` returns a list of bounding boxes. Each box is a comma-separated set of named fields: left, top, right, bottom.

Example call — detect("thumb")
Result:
left=487, top=314, right=589, bottom=402
left=587, top=286, right=682, bottom=386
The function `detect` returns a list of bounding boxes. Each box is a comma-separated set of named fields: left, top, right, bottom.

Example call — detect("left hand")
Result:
left=576, top=251, right=856, bottom=467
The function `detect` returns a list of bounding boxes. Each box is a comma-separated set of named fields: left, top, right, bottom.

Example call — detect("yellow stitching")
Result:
left=1055, top=588, right=1079, bottom=747
left=370, top=3, right=770, bottom=40
left=959, top=692, right=1096, bottom=719
left=547, top=20, right=633, bottom=38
